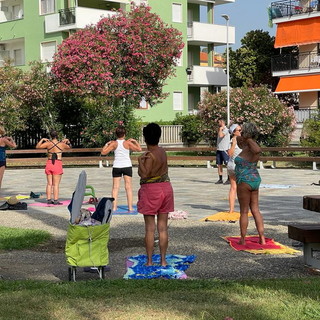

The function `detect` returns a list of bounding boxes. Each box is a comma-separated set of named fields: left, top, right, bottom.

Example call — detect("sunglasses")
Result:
left=235, top=129, right=242, bottom=132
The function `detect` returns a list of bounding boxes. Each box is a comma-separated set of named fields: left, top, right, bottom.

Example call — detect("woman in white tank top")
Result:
left=101, top=126, right=142, bottom=212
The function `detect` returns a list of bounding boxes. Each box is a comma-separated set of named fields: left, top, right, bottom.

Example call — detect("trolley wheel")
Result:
left=98, top=266, right=105, bottom=280
left=68, top=267, right=76, bottom=282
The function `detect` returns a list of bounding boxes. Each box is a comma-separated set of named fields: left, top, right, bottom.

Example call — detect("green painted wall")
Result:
left=0, top=1, right=64, bottom=70
left=0, top=0, right=190, bottom=122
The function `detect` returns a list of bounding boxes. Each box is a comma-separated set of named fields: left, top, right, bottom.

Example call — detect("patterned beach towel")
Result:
left=124, top=254, right=196, bottom=279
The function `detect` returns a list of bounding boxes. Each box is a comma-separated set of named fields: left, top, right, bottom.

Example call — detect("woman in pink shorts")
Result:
left=36, top=130, right=71, bottom=205
left=137, top=123, right=174, bottom=267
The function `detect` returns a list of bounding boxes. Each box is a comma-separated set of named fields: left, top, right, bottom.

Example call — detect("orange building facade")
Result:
left=271, top=0, right=320, bottom=110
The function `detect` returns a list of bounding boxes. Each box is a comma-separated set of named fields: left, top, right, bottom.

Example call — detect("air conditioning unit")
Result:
left=0, top=44, right=6, bottom=51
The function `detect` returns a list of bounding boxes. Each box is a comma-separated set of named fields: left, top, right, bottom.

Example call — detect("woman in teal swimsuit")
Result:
left=235, top=123, right=265, bottom=245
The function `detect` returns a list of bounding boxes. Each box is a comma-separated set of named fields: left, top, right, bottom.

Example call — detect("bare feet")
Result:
left=259, top=236, right=266, bottom=245
left=238, top=238, right=246, bottom=245
left=160, top=260, right=167, bottom=267
left=113, top=207, right=117, bottom=212
left=145, top=263, right=153, bottom=267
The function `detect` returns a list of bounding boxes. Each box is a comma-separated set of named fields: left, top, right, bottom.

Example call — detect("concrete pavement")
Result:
left=0, top=166, right=320, bottom=281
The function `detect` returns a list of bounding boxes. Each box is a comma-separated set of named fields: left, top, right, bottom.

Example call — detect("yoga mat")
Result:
left=260, top=184, right=295, bottom=189
left=124, top=254, right=196, bottom=279
left=113, top=205, right=138, bottom=215
left=224, top=236, right=299, bottom=254
left=201, top=211, right=252, bottom=222
left=29, top=200, right=71, bottom=207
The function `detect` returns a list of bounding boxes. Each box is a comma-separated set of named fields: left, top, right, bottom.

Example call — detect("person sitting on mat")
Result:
left=101, top=126, right=142, bottom=212
left=137, top=123, right=174, bottom=267
left=0, top=125, right=17, bottom=192
left=36, top=130, right=71, bottom=205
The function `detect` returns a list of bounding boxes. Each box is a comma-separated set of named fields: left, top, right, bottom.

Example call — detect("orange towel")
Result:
left=224, top=236, right=299, bottom=255
left=201, top=211, right=252, bottom=222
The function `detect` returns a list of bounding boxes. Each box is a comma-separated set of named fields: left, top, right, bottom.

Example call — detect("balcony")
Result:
left=294, top=108, right=319, bottom=123
left=187, top=0, right=234, bottom=4
left=187, top=22, right=235, bottom=46
left=186, top=66, right=226, bottom=86
left=271, top=0, right=320, bottom=20
left=272, top=51, right=320, bottom=75
left=0, top=39, right=25, bottom=66
left=0, top=1, right=23, bottom=23
left=45, top=7, right=116, bottom=33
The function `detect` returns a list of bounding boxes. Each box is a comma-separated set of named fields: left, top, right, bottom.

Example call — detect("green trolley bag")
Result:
left=65, top=223, right=110, bottom=268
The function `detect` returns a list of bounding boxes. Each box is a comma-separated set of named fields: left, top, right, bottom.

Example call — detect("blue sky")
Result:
left=211, top=0, right=275, bottom=52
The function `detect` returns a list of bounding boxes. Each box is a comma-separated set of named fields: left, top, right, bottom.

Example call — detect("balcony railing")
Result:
left=59, top=7, right=76, bottom=26
left=272, top=51, right=320, bottom=72
left=295, top=108, right=319, bottom=123
left=271, top=0, right=320, bottom=19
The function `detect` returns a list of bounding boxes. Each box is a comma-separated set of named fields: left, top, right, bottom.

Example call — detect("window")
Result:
left=172, top=3, right=182, bottom=23
left=139, top=97, right=149, bottom=109
left=40, top=0, right=55, bottom=15
left=13, top=5, right=23, bottom=20
left=41, top=41, right=56, bottom=62
left=174, top=52, right=183, bottom=67
left=173, top=91, right=183, bottom=110
left=14, top=49, right=23, bottom=66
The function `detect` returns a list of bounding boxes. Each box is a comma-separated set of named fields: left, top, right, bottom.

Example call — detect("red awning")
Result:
left=274, top=74, right=320, bottom=93
left=275, top=17, right=320, bottom=48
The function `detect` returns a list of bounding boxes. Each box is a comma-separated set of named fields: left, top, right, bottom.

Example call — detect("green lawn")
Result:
left=0, top=278, right=319, bottom=320
left=0, top=226, right=51, bottom=250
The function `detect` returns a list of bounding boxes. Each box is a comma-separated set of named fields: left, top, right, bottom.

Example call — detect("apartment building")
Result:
left=0, top=0, right=235, bottom=121
left=271, top=0, right=320, bottom=113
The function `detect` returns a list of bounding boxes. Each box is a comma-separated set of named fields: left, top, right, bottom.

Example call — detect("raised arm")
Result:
left=36, top=138, right=50, bottom=149
left=127, top=138, right=142, bottom=152
left=227, top=136, right=237, bottom=157
left=101, top=140, right=117, bottom=155
left=61, top=138, right=72, bottom=150
left=4, top=136, right=17, bottom=149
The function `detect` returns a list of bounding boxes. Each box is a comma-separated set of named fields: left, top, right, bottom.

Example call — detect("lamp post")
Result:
left=221, top=14, right=230, bottom=126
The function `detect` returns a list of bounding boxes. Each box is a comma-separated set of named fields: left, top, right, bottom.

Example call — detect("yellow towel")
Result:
left=3, top=194, right=30, bottom=200
left=201, top=211, right=252, bottom=222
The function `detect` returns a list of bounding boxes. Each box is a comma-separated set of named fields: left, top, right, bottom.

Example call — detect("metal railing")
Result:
left=59, top=7, right=76, bottom=26
left=138, top=125, right=183, bottom=145
left=271, top=0, right=320, bottom=19
left=294, top=108, right=319, bottom=123
left=272, top=51, right=320, bottom=72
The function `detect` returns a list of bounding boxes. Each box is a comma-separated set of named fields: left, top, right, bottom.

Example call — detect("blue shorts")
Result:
left=216, top=150, right=229, bottom=165
left=0, top=161, right=6, bottom=168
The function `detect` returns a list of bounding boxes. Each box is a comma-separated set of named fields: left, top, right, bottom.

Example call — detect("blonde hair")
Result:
left=0, top=125, right=5, bottom=136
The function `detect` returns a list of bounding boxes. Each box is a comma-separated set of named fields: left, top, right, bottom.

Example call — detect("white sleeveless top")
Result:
left=113, top=140, right=132, bottom=168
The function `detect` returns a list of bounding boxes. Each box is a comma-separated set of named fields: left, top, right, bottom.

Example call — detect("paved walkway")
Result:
left=0, top=166, right=320, bottom=281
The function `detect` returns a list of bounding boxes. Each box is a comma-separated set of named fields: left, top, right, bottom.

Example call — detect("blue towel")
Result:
left=124, top=254, right=196, bottom=279
left=114, top=205, right=138, bottom=215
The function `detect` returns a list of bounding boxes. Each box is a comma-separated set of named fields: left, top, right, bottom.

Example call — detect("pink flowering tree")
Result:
left=198, top=86, right=296, bottom=147
left=51, top=4, right=183, bottom=145
left=51, top=4, right=183, bottom=103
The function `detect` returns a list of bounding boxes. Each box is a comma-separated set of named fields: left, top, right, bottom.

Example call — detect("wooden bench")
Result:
left=288, top=195, right=320, bottom=269
left=5, top=146, right=320, bottom=169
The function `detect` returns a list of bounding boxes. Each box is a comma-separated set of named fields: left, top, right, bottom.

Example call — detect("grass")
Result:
left=0, top=226, right=51, bottom=250
left=0, top=278, right=319, bottom=319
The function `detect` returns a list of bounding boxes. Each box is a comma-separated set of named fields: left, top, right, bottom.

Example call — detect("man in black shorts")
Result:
left=215, top=119, right=230, bottom=184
